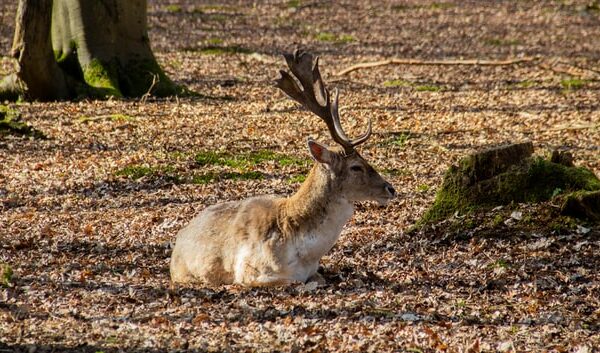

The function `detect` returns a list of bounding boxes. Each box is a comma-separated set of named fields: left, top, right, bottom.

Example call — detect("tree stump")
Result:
left=420, top=142, right=600, bottom=224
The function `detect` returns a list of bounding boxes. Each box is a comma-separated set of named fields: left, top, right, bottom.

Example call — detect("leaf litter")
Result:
left=1, top=0, right=599, bottom=352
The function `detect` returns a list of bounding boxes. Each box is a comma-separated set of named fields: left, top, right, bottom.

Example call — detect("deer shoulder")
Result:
left=170, top=51, right=396, bottom=287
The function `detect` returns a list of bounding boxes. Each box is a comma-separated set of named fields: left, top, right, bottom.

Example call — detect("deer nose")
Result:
left=385, top=183, right=396, bottom=197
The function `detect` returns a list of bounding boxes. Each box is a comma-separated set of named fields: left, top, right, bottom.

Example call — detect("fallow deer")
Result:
left=170, top=50, right=396, bottom=286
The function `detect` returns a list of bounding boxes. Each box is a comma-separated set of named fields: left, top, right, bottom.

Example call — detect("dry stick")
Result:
left=336, top=57, right=538, bottom=76
left=545, top=123, right=599, bottom=131
left=140, top=73, right=159, bottom=104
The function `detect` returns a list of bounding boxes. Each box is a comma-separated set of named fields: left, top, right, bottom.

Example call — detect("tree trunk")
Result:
left=1, top=0, right=184, bottom=101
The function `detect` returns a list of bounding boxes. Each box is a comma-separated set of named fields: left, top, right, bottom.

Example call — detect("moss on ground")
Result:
left=196, top=46, right=254, bottom=55
left=0, top=105, right=45, bottom=138
left=1, top=263, right=13, bottom=287
left=194, top=150, right=308, bottom=168
left=420, top=143, right=600, bottom=224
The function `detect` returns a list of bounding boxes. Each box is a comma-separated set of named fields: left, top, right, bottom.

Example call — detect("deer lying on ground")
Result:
left=170, top=51, right=396, bottom=286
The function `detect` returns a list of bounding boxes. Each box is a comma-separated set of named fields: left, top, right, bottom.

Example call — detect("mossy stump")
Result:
left=420, top=142, right=600, bottom=224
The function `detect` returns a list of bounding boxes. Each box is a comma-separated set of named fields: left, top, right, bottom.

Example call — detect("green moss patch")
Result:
left=1, top=263, right=13, bottom=287
left=287, top=174, right=307, bottom=184
left=415, top=84, right=442, bottom=92
left=165, top=4, right=182, bottom=13
left=82, top=59, right=122, bottom=98
left=0, top=105, right=45, bottom=138
left=315, top=32, right=356, bottom=43
left=420, top=142, right=600, bottom=224
left=560, top=78, right=588, bottom=91
left=196, top=46, right=254, bottom=55
left=383, top=79, right=412, bottom=88
left=194, top=150, right=308, bottom=168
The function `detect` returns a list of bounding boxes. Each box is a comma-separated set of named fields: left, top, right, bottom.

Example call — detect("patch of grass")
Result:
left=415, top=85, right=442, bottom=92
left=165, top=4, right=182, bottom=13
left=194, top=150, right=308, bottom=168
left=338, top=34, right=356, bottom=43
left=288, top=174, right=307, bottom=184
left=417, top=184, right=430, bottom=192
left=224, top=171, right=263, bottom=181
left=206, top=37, right=224, bottom=45
left=192, top=173, right=216, bottom=185
left=514, top=80, right=537, bottom=88
left=484, top=38, right=521, bottom=46
left=109, top=114, right=134, bottom=122
left=490, top=259, right=509, bottom=269
left=1, top=263, right=13, bottom=287
left=197, top=46, right=253, bottom=55
left=383, top=79, right=412, bottom=88
left=429, top=2, right=455, bottom=9
left=560, top=78, right=588, bottom=91
left=384, top=132, right=412, bottom=147
left=287, top=0, right=301, bottom=8
left=115, top=165, right=154, bottom=180
left=492, top=214, right=504, bottom=227
left=315, top=32, right=337, bottom=42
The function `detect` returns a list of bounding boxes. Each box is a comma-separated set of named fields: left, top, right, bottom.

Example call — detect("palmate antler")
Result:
left=275, top=50, right=372, bottom=155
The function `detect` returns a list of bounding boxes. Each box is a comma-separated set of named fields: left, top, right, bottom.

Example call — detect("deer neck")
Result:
left=280, top=163, right=353, bottom=236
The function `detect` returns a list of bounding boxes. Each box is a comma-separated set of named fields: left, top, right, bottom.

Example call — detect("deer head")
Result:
left=276, top=50, right=396, bottom=205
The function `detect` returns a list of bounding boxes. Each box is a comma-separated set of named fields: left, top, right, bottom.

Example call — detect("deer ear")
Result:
left=307, top=139, right=333, bottom=164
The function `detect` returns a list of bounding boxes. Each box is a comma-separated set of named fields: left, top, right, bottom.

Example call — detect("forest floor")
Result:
left=1, top=1, right=600, bottom=352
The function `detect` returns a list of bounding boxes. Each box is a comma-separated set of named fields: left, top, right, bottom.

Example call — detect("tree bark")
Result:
left=0, top=0, right=184, bottom=101
left=10, top=0, right=69, bottom=100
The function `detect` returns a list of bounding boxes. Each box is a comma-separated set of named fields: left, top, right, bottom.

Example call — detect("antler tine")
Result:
left=276, top=50, right=372, bottom=154
left=331, top=89, right=372, bottom=148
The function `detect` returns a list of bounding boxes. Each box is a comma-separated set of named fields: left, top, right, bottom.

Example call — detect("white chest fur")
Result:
left=285, top=198, right=354, bottom=281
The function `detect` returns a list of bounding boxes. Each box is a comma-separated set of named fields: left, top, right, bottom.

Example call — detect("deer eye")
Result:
left=350, top=165, right=364, bottom=172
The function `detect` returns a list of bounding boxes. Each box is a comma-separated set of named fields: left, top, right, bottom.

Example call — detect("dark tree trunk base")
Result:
left=3, top=0, right=188, bottom=102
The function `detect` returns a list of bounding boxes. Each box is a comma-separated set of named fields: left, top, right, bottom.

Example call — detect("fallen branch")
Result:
left=546, top=123, right=599, bottom=131
left=336, top=57, right=538, bottom=76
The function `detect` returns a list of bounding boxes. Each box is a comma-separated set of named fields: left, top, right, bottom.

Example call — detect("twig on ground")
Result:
left=546, top=123, right=599, bottom=131
left=336, top=57, right=538, bottom=76
left=140, top=73, right=159, bottom=104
